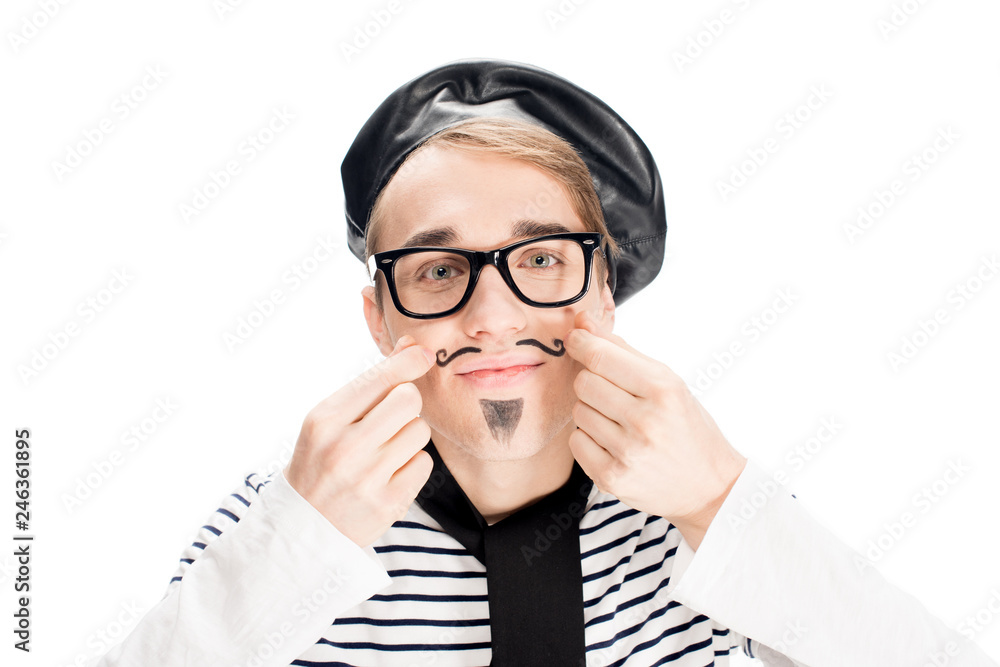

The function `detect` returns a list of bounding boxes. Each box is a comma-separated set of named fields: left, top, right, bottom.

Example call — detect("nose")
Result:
left=459, top=262, right=527, bottom=338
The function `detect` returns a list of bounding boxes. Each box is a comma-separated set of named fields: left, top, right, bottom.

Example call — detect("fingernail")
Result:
left=391, top=338, right=405, bottom=355
left=421, top=347, right=436, bottom=365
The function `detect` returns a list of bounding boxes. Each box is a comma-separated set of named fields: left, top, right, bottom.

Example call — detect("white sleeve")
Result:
left=673, top=536, right=811, bottom=666
left=664, top=459, right=998, bottom=666
left=94, top=468, right=392, bottom=667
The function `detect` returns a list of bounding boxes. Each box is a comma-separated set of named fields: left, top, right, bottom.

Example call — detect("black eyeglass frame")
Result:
left=367, top=232, right=605, bottom=320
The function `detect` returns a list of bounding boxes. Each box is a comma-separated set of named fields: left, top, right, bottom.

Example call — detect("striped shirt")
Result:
left=97, top=458, right=995, bottom=666
left=167, top=468, right=759, bottom=666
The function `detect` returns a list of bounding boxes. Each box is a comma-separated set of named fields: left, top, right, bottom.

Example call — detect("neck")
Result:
left=432, top=420, right=577, bottom=525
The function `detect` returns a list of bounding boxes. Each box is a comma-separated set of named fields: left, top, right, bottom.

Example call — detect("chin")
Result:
left=458, top=434, right=548, bottom=463
left=427, top=409, right=573, bottom=463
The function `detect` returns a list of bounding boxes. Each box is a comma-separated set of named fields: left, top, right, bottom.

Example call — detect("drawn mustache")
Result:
left=436, top=347, right=481, bottom=367
left=516, top=339, right=565, bottom=356
left=435, top=338, right=565, bottom=367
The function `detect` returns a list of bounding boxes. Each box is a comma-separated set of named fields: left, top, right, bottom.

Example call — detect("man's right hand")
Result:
left=283, top=335, right=436, bottom=548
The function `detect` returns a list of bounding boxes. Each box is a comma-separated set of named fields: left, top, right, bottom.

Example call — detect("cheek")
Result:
left=411, top=369, right=441, bottom=398
left=564, top=360, right=586, bottom=400
left=538, top=357, right=585, bottom=399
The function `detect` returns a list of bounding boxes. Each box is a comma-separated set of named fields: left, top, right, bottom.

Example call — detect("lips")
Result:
left=452, top=354, right=543, bottom=375
left=464, top=365, right=538, bottom=378
left=457, top=363, right=542, bottom=389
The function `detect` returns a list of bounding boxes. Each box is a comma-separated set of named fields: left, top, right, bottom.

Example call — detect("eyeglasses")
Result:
left=367, top=232, right=604, bottom=319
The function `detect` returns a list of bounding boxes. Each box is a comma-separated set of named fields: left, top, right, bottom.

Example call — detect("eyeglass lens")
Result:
left=392, top=238, right=586, bottom=315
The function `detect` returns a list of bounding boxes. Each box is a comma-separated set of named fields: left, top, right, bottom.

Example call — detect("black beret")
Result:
left=341, top=58, right=667, bottom=306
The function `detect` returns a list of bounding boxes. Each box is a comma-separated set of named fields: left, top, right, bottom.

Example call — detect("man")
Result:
left=98, top=60, right=997, bottom=666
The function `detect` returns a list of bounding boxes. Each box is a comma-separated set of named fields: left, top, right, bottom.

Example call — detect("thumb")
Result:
left=573, top=310, right=647, bottom=359
left=390, top=334, right=417, bottom=356
left=574, top=310, right=609, bottom=338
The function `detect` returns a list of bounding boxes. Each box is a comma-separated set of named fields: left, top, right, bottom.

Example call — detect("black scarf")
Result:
left=414, top=439, right=594, bottom=667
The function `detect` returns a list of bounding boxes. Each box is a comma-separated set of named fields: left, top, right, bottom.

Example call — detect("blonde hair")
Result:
left=365, top=116, right=621, bottom=312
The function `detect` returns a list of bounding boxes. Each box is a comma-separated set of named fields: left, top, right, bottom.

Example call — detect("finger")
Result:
left=373, top=415, right=432, bottom=485
left=389, top=336, right=406, bottom=356
left=386, top=447, right=434, bottom=505
left=331, top=337, right=436, bottom=421
left=571, top=400, right=626, bottom=456
left=390, top=333, right=421, bottom=357
left=351, top=381, right=424, bottom=451
left=568, top=427, right=616, bottom=492
left=565, top=327, right=655, bottom=398
left=571, top=311, right=684, bottom=385
left=574, top=310, right=650, bottom=360
left=573, top=367, right=635, bottom=427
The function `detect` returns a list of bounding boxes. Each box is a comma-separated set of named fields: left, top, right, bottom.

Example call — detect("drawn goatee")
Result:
left=479, top=398, right=524, bottom=446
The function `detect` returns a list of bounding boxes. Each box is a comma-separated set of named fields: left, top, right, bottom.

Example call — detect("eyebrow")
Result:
left=400, top=219, right=574, bottom=249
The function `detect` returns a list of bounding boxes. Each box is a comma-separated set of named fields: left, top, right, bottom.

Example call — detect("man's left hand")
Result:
left=565, top=310, right=747, bottom=548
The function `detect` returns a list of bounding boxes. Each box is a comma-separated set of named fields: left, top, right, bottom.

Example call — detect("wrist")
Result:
left=673, top=455, right=746, bottom=551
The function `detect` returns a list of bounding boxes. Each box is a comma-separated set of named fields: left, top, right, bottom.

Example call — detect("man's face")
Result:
left=362, top=144, right=616, bottom=463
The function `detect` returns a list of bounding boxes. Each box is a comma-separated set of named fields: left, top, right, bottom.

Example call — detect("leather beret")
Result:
left=341, top=58, right=667, bottom=306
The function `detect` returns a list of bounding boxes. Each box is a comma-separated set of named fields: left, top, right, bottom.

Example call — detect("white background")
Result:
left=2, top=0, right=999, bottom=664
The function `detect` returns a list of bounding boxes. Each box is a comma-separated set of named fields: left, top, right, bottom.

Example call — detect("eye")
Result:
left=522, top=253, right=559, bottom=269
left=423, top=263, right=463, bottom=281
